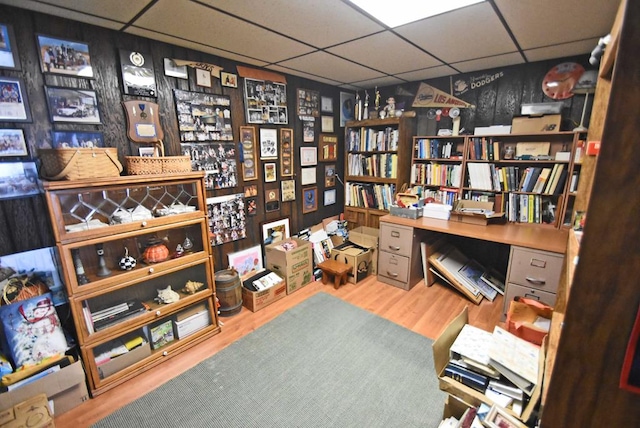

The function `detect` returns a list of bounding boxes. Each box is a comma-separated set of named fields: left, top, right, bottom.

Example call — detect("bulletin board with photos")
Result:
left=244, top=77, right=288, bottom=124
left=174, top=89, right=233, bottom=142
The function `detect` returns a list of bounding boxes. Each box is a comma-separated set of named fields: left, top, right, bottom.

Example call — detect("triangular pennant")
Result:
left=412, top=82, right=472, bottom=108
left=172, top=59, right=223, bottom=78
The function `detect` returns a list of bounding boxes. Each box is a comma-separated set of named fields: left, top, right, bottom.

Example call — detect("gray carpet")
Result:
left=93, top=292, right=445, bottom=428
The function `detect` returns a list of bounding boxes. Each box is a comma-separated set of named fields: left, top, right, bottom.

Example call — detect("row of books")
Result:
left=411, top=163, right=462, bottom=187
left=426, top=242, right=505, bottom=305
left=414, top=138, right=462, bottom=160
left=419, top=186, right=461, bottom=206
left=466, top=163, right=566, bottom=194
left=468, top=137, right=502, bottom=161
left=83, top=299, right=149, bottom=334
left=504, top=193, right=557, bottom=225
left=345, top=182, right=395, bottom=211
left=347, top=153, right=398, bottom=178
left=446, top=323, right=542, bottom=418
left=346, top=127, right=400, bottom=152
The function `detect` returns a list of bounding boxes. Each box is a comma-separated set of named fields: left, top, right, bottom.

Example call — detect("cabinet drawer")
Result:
left=379, top=223, right=414, bottom=258
left=378, top=251, right=410, bottom=284
left=507, top=247, right=563, bottom=293
left=502, top=282, right=557, bottom=318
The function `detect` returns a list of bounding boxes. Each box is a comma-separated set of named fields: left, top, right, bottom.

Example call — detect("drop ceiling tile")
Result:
left=327, top=31, right=441, bottom=74
left=198, top=0, right=384, bottom=48
left=266, top=65, right=343, bottom=87
left=452, top=52, right=525, bottom=73
left=494, top=0, right=618, bottom=50
left=524, top=39, right=599, bottom=63
left=1, top=0, right=126, bottom=29
left=132, top=0, right=314, bottom=63
left=24, top=0, right=149, bottom=23
left=395, top=65, right=459, bottom=82
left=395, top=3, right=515, bottom=64
left=352, top=76, right=405, bottom=90
left=278, top=51, right=385, bottom=84
left=125, top=27, right=269, bottom=68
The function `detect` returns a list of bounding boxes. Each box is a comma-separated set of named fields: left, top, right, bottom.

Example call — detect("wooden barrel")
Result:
left=215, top=268, right=242, bottom=316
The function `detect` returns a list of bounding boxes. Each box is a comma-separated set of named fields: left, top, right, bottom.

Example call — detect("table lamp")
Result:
left=572, top=70, right=598, bottom=132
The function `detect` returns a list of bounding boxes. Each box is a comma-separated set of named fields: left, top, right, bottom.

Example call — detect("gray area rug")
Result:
left=93, top=292, right=445, bottom=428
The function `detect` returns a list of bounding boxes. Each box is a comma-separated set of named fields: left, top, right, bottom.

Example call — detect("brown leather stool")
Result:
left=317, top=259, right=351, bottom=289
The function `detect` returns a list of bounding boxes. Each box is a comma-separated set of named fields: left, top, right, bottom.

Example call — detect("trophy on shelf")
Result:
left=96, top=244, right=112, bottom=277
left=363, top=90, right=369, bottom=120
left=72, top=249, right=90, bottom=285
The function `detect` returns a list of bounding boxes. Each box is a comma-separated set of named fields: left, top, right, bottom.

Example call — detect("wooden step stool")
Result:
left=317, top=259, right=351, bottom=289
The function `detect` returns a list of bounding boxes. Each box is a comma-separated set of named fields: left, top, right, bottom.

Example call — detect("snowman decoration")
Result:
left=119, top=247, right=137, bottom=271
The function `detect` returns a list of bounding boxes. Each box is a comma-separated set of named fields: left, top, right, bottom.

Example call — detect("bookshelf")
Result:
left=43, top=172, right=221, bottom=396
left=344, top=116, right=415, bottom=229
left=410, top=131, right=583, bottom=229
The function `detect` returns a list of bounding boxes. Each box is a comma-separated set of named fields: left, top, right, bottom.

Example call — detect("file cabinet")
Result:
left=377, top=222, right=422, bottom=290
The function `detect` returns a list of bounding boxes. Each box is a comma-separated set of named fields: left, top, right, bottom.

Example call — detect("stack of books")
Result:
left=85, top=300, right=148, bottom=333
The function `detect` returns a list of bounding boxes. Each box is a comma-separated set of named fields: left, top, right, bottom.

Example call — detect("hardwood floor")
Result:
left=55, top=276, right=503, bottom=427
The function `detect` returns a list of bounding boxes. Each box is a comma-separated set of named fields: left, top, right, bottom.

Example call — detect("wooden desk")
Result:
left=378, top=215, right=568, bottom=313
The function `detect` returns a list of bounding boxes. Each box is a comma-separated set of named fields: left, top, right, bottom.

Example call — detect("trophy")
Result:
left=95, top=244, right=112, bottom=277
left=72, top=249, right=90, bottom=285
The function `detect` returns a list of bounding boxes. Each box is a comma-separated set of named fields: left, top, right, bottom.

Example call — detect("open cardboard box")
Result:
left=241, top=269, right=287, bottom=312
left=432, top=307, right=545, bottom=425
left=348, top=226, right=379, bottom=275
left=451, top=200, right=505, bottom=226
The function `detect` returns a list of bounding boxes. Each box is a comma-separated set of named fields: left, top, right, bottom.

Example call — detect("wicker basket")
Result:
left=38, top=147, right=123, bottom=180
left=126, top=140, right=191, bottom=175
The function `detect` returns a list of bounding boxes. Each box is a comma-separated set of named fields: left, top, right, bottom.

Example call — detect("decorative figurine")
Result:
left=374, top=86, right=381, bottom=112
left=95, top=244, right=112, bottom=277
left=363, top=90, right=369, bottom=120
left=355, top=91, right=362, bottom=121
left=173, top=243, right=185, bottom=258
left=72, top=249, right=90, bottom=285
left=119, top=247, right=137, bottom=271
left=182, top=280, right=204, bottom=295
left=155, top=285, right=180, bottom=304
left=182, top=235, right=194, bottom=252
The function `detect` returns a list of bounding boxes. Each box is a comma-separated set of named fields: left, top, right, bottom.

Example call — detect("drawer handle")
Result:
left=141, top=221, right=148, bottom=227
left=156, top=310, right=161, bottom=316
left=524, top=293, right=540, bottom=301
left=388, top=245, right=400, bottom=251
left=530, top=258, right=546, bottom=268
left=387, top=271, right=399, bottom=278
left=162, top=351, right=168, bottom=356
left=148, top=267, right=155, bottom=274
left=391, top=231, right=400, bottom=238
left=525, top=276, right=546, bottom=285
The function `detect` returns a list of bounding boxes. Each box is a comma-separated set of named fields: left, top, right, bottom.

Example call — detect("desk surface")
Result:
left=379, top=215, right=568, bottom=254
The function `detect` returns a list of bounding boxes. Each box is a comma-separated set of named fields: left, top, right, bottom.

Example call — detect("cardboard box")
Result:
left=348, top=226, right=379, bottom=275
left=174, top=310, right=210, bottom=339
left=451, top=200, right=505, bottom=226
left=241, top=270, right=287, bottom=312
left=511, top=114, right=561, bottom=133
left=432, top=307, right=544, bottom=424
left=330, top=241, right=372, bottom=284
left=265, top=237, right=313, bottom=295
left=390, top=206, right=423, bottom=220
left=98, top=341, right=151, bottom=379
left=0, top=394, right=54, bottom=428
left=0, top=360, right=89, bottom=416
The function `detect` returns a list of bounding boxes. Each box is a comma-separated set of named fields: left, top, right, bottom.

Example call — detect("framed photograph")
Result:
left=321, top=115, right=334, bottom=133
left=51, top=131, right=103, bottom=149
left=297, top=88, right=320, bottom=117
left=302, top=187, right=318, bottom=214
left=36, top=34, right=92, bottom=77
left=228, top=245, right=263, bottom=278
left=221, top=72, right=237, bottom=88
left=300, top=147, right=317, bottom=166
left=301, top=167, right=316, bottom=185
left=174, top=89, right=233, bottom=142
left=138, top=147, right=156, bottom=157
left=240, top=126, right=258, bottom=181
left=325, top=164, right=336, bottom=187
left=120, top=49, right=156, bottom=97
left=0, top=162, right=40, bottom=200
left=0, top=129, right=27, bottom=157
left=302, top=117, right=315, bottom=143
left=244, top=77, right=288, bottom=124
left=181, top=142, right=237, bottom=190
left=259, top=128, right=278, bottom=159
left=0, top=76, right=32, bottom=122
left=45, top=86, right=100, bottom=124
left=340, top=91, right=355, bottom=127
left=261, top=217, right=290, bottom=244
left=281, top=179, right=295, bottom=202
left=244, top=184, right=258, bottom=197
left=0, top=24, right=20, bottom=70
left=264, top=188, right=280, bottom=213
left=195, top=68, right=212, bottom=88
left=321, top=96, right=333, bottom=113
left=264, top=162, right=277, bottom=182
left=206, top=194, right=246, bottom=246
left=484, top=405, right=527, bottom=428
left=324, top=189, right=337, bottom=206
left=319, top=134, right=338, bottom=161
left=163, top=58, right=188, bottom=79
left=280, top=128, right=293, bottom=177
left=246, top=197, right=257, bottom=216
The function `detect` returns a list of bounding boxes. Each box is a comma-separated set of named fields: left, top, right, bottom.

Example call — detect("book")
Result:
left=93, top=300, right=148, bottom=331
left=488, top=379, right=524, bottom=401
left=450, top=324, right=493, bottom=366
left=488, top=326, right=540, bottom=396
left=444, top=363, right=489, bottom=393
left=532, top=167, right=552, bottom=193
left=429, top=244, right=483, bottom=304
left=480, top=268, right=506, bottom=295
left=457, top=259, right=498, bottom=301
left=149, top=319, right=175, bottom=350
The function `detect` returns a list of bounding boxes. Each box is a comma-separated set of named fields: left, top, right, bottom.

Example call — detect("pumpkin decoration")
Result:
left=119, top=247, right=137, bottom=271
left=143, top=238, right=170, bottom=264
